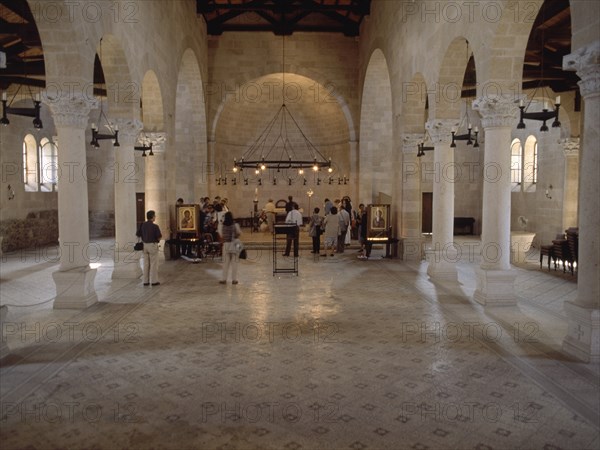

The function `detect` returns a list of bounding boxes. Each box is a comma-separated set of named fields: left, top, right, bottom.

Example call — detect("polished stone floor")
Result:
left=0, top=236, right=598, bottom=450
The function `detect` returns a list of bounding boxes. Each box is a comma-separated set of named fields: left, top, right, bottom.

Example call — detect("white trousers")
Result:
left=222, top=242, right=239, bottom=282
left=143, top=242, right=160, bottom=284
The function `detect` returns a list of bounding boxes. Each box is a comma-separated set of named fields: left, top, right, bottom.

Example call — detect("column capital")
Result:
left=425, top=119, right=458, bottom=145
left=401, top=133, right=423, bottom=153
left=45, top=93, right=98, bottom=129
left=560, top=137, right=580, bottom=157
left=472, top=95, right=520, bottom=129
left=563, top=40, right=600, bottom=98
left=143, top=131, right=167, bottom=153
left=112, top=118, right=143, bottom=146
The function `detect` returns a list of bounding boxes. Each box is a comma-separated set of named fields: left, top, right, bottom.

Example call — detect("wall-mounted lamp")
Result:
left=545, top=185, right=553, bottom=199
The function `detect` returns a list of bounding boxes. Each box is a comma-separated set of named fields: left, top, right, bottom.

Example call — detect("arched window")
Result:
left=523, top=135, right=537, bottom=190
left=40, top=137, right=58, bottom=191
left=532, top=140, right=538, bottom=184
left=510, top=138, right=522, bottom=185
left=23, top=134, right=38, bottom=191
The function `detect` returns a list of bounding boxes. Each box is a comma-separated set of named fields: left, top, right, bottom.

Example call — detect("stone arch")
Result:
left=402, top=72, right=429, bottom=134
left=173, top=48, right=207, bottom=202
left=358, top=48, right=393, bottom=204
left=141, top=71, right=164, bottom=131
left=569, top=0, right=600, bottom=49
left=212, top=73, right=350, bottom=213
left=208, top=63, right=356, bottom=143
left=29, top=0, right=90, bottom=88
left=95, top=34, right=136, bottom=118
left=432, top=36, right=473, bottom=120
left=477, top=0, right=544, bottom=96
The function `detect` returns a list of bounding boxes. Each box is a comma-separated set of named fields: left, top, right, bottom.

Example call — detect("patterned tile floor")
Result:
left=0, top=237, right=598, bottom=449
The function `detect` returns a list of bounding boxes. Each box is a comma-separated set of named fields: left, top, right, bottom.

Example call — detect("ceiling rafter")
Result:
left=198, top=0, right=370, bottom=36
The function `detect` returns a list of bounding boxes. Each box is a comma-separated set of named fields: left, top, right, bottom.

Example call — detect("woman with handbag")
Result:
left=220, top=211, right=242, bottom=285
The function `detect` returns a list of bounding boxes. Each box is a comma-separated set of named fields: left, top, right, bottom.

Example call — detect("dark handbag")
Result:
left=135, top=223, right=144, bottom=250
left=239, top=249, right=247, bottom=259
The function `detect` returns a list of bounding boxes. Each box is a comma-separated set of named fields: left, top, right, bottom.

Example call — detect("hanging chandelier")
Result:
left=516, top=7, right=561, bottom=132
left=228, top=35, right=337, bottom=186
left=89, top=38, right=119, bottom=149
left=1, top=88, right=42, bottom=129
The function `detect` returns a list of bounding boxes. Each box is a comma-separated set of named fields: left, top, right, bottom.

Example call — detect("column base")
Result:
left=0, top=305, right=9, bottom=359
left=562, top=301, right=600, bottom=363
left=112, top=249, right=142, bottom=279
left=53, top=267, right=98, bottom=309
left=473, top=267, right=517, bottom=306
left=425, top=249, right=458, bottom=280
left=402, top=237, right=424, bottom=261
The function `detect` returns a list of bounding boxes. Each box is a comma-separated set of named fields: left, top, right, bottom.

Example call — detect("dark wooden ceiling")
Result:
left=0, top=0, right=579, bottom=96
left=198, top=0, right=371, bottom=36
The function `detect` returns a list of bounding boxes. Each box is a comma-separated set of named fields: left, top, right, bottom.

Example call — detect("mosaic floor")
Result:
left=1, top=237, right=598, bottom=449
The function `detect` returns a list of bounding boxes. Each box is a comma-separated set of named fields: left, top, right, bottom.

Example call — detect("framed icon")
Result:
left=367, top=204, right=390, bottom=240
left=177, top=204, right=199, bottom=233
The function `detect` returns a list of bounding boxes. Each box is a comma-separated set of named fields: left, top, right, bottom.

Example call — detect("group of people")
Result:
left=138, top=194, right=376, bottom=288
left=307, top=196, right=368, bottom=258
left=137, top=195, right=243, bottom=287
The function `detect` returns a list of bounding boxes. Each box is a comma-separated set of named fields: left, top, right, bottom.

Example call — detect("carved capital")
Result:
left=472, top=95, right=521, bottom=128
left=425, top=119, right=459, bottom=145
left=560, top=137, right=580, bottom=157
left=402, top=133, right=423, bottom=153
left=112, top=118, right=143, bottom=146
left=45, top=93, right=98, bottom=129
left=143, top=131, right=167, bottom=153
left=564, top=40, right=600, bottom=98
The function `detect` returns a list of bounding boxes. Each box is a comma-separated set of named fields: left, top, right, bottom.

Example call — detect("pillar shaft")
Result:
left=472, top=95, right=520, bottom=306
left=112, top=119, right=143, bottom=279
left=49, top=95, right=97, bottom=271
left=425, top=119, right=459, bottom=279
left=401, top=133, right=424, bottom=261
left=144, top=132, right=168, bottom=235
left=46, top=93, right=98, bottom=309
left=561, top=40, right=600, bottom=362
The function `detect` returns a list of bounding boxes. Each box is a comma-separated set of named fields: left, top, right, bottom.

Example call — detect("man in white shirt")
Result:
left=284, top=202, right=303, bottom=257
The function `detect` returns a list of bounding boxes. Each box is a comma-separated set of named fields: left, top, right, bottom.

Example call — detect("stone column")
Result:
left=144, top=132, right=168, bottom=235
left=425, top=119, right=459, bottom=279
left=560, top=138, right=580, bottom=229
left=112, top=119, right=143, bottom=279
left=348, top=139, right=360, bottom=204
left=562, top=40, right=600, bottom=362
left=401, top=133, right=424, bottom=261
left=0, top=305, right=9, bottom=357
left=47, top=93, right=98, bottom=309
left=472, top=95, right=521, bottom=306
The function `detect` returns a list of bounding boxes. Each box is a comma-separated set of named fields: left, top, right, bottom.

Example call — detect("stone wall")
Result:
left=0, top=210, right=58, bottom=252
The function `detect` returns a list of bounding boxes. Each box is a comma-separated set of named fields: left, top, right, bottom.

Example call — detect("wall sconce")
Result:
left=545, top=185, right=553, bottom=199
left=7, top=184, right=15, bottom=200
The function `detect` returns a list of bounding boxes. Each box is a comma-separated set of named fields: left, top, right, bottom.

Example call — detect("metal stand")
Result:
left=273, top=225, right=299, bottom=276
